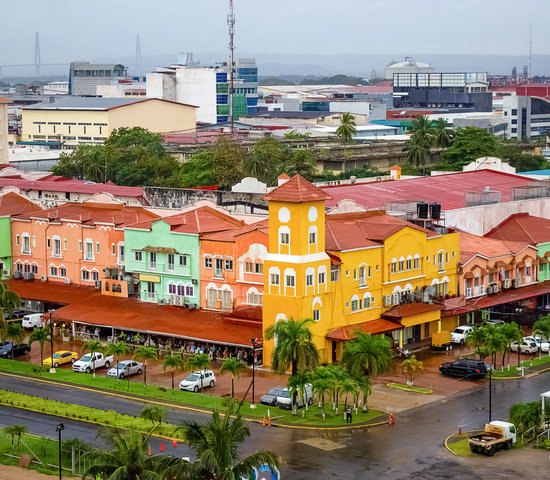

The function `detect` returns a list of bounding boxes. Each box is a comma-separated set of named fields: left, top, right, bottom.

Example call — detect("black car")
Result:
left=3, top=309, right=26, bottom=320
left=260, top=387, right=285, bottom=406
left=0, top=341, right=31, bottom=359
left=439, top=359, right=487, bottom=379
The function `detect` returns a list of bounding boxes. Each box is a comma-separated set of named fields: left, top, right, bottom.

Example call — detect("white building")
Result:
left=503, top=95, right=550, bottom=139
left=43, top=82, right=69, bottom=95
left=384, top=58, right=435, bottom=80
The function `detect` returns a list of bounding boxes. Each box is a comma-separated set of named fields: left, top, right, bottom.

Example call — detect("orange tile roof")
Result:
left=200, top=220, right=268, bottom=242
left=129, top=205, right=243, bottom=234
left=460, top=231, right=531, bottom=263
left=325, top=210, right=437, bottom=251
left=0, top=192, right=41, bottom=217
left=381, top=303, right=441, bottom=320
left=14, top=202, right=158, bottom=227
left=484, top=213, right=550, bottom=245
left=326, top=319, right=402, bottom=341
left=263, top=174, right=332, bottom=203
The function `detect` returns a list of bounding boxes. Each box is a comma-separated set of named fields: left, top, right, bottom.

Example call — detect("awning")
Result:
left=143, top=246, right=178, bottom=254
left=464, top=272, right=474, bottom=279
left=493, top=261, right=506, bottom=268
left=327, top=252, right=342, bottom=265
left=326, top=319, right=402, bottom=341
left=516, top=261, right=525, bottom=268
left=462, top=281, right=550, bottom=311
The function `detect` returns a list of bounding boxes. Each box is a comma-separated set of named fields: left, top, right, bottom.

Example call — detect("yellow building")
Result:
left=21, top=97, right=196, bottom=148
left=262, top=175, right=460, bottom=366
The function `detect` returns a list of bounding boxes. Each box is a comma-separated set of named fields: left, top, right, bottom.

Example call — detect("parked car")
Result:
left=451, top=326, right=474, bottom=345
left=73, top=352, right=114, bottom=373
left=276, top=384, right=313, bottom=409
left=22, top=313, right=43, bottom=329
left=523, top=336, right=550, bottom=353
left=179, top=370, right=216, bottom=392
left=2, top=309, right=26, bottom=320
left=42, top=350, right=79, bottom=368
left=0, top=341, right=30, bottom=358
left=439, top=359, right=487, bottom=379
left=510, top=340, right=538, bottom=354
left=260, top=386, right=285, bottom=406
left=484, top=319, right=505, bottom=326
left=107, top=360, right=143, bottom=379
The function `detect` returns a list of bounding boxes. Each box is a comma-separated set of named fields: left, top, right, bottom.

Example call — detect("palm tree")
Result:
left=432, top=118, right=453, bottom=148
left=140, top=405, right=167, bottom=426
left=4, top=322, right=24, bottom=345
left=312, top=368, right=332, bottom=420
left=400, top=354, right=424, bottom=386
left=342, top=332, right=393, bottom=379
left=409, top=114, right=433, bottom=139
left=82, top=339, right=104, bottom=378
left=340, top=376, right=358, bottom=411
left=288, top=371, right=312, bottom=415
left=105, top=341, right=130, bottom=379
left=0, top=283, right=20, bottom=322
left=133, top=345, right=158, bottom=387
left=4, top=424, right=27, bottom=448
left=166, top=405, right=279, bottom=480
left=29, top=325, right=51, bottom=367
left=186, top=354, right=211, bottom=393
left=404, top=135, right=430, bottom=169
left=355, top=375, right=372, bottom=413
left=83, top=427, right=165, bottom=480
left=336, top=112, right=357, bottom=144
left=162, top=354, right=185, bottom=390
left=499, top=322, right=522, bottom=365
left=533, top=315, right=550, bottom=357
left=283, top=150, right=317, bottom=179
left=465, top=326, right=489, bottom=360
left=220, top=357, right=247, bottom=399
left=324, top=365, right=348, bottom=415
left=264, top=318, right=319, bottom=410
left=509, top=401, right=542, bottom=434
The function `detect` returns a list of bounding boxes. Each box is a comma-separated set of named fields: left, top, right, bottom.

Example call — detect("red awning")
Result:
left=326, top=319, right=402, bottom=341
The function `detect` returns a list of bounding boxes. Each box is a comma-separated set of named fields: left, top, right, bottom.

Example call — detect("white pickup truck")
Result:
left=73, top=352, right=114, bottom=373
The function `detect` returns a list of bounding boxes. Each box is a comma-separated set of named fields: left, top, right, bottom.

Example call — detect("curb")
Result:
left=491, top=364, right=550, bottom=380
left=444, top=431, right=480, bottom=457
left=263, top=416, right=389, bottom=431
left=386, top=383, right=433, bottom=394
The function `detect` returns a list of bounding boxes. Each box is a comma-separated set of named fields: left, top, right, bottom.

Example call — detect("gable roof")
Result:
left=263, top=175, right=332, bottom=203
left=23, top=97, right=196, bottom=111
left=200, top=220, right=268, bottom=242
left=0, top=192, right=41, bottom=217
left=484, top=213, right=550, bottom=245
left=460, top=231, right=532, bottom=264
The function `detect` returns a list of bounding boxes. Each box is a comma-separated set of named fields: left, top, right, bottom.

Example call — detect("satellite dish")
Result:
left=424, top=286, right=437, bottom=303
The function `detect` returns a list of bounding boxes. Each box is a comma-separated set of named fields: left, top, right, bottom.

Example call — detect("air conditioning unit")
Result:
left=2, top=269, right=10, bottom=277
left=192, top=279, right=198, bottom=285
left=158, top=298, right=166, bottom=304
left=465, top=287, right=473, bottom=298
left=23, top=272, right=34, bottom=281
left=486, top=286, right=494, bottom=294
left=94, top=280, right=101, bottom=289
left=503, top=279, right=512, bottom=289
left=512, top=279, right=519, bottom=288
left=169, top=295, right=177, bottom=305
left=492, top=284, right=499, bottom=293
left=64, top=278, right=72, bottom=285
left=384, top=295, right=393, bottom=306
left=14, top=271, right=23, bottom=279
left=40, top=275, right=48, bottom=282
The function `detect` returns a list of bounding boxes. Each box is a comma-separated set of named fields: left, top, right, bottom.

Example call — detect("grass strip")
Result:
left=386, top=383, right=433, bottom=394
left=0, top=389, right=184, bottom=440
left=491, top=354, right=550, bottom=378
left=446, top=437, right=475, bottom=457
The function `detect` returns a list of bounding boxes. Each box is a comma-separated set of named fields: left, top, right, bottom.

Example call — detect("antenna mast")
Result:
left=34, top=32, right=41, bottom=77
left=227, top=0, right=235, bottom=133
left=529, top=23, right=533, bottom=79
left=136, top=34, right=142, bottom=70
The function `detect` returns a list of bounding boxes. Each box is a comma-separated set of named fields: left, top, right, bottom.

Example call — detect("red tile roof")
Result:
left=484, top=213, right=550, bottom=245
left=325, top=210, right=437, bottom=252
left=321, top=170, right=538, bottom=211
left=129, top=205, right=244, bottom=234
left=14, top=202, right=159, bottom=227
left=0, top=192, right=41, bottom=217
left=263, top=174, right=332, bottom=203
left=326, top=319, right=402, bottom=341
left=460, top=231, right=531, bottom=264
left=200, top=220, right=268, bottom=242
left=8, top=280, right=260, bottom=347
left=381, top=302, right=441, bottom=320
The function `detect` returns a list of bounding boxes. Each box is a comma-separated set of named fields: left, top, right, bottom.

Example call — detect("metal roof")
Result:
left=23, top=97, right=145, bottom=111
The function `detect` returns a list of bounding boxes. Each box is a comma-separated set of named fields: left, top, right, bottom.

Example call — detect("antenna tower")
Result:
left=227, top=0, right=235, bottom=133
left=136, top=34, right=142, bottom=69
left=34, top=32, right=41, bottom=76
left=529, top=23, right=533, bottom=79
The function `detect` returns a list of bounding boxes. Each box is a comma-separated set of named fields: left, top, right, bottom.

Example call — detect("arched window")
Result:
left=351, top=294, right=360, bottom=312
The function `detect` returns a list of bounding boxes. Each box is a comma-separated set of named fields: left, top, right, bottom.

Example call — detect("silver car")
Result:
left=107, top=360, right=143, bottom=379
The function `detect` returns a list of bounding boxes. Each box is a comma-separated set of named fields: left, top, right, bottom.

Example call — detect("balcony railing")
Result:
left=465, top=285, right=485, bottom=298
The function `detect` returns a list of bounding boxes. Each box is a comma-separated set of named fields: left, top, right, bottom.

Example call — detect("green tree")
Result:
left=82, top=339, right=105, bottom=377
left=133, top=345, right=158, bottom=387
left=404, top=135, right=430, bottom=169
left=0, top=283, right=20, bottom=335
left=288, top=371, right=312, bottom=415
left=162, top=354, right=185, bottom=390
left=355, top=375, right=372, bottom=413
left=246, top=137, right=288, bottom=185
left=185, top=354, right=212, bottom=393
left=312, top=368, right=332, bottom=420
left=324, top=365, right=349, bottom=415
left=509, top=401, right=542, bottom=434
left=210, top=136, right=246, bottom=188
left=400, top=354, right=424, bottom=386
left=83, top=427, right=164, bottom=480
left=443, top=127, right=500, bottom=170
left=139, top=405, right=167, bottom=426
left=178, top=150, right=216, bottom=187
left=284, top=130, right=311, bottom=140
left=3, top=424, right=27, bottom=448
left=336, top=112, right=357, bottom=144
left=499, top=322, right=523, bottom=365
left=340, top=375, right=358, bottom=411
left=465, top=325, right=489, bottom=360
left=165, top=405, right=279, bottom=480
left=264, top=318, right=319, bottom=411
left=342, top=332, right=393, bottom=379
left=3, top=322, right=24, bottom=345
left=220, top=357, right=247, bottom=399
left=533, top=315, right=550, bottom=357
left=432, top=118, right=453, bottom=148
left=105, top=341, right=131, bottom=380
left=29, top=325, right=51, bottom=367
left=283, top=149, right=317, bottom=180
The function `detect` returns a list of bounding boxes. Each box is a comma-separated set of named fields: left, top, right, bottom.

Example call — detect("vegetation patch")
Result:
left=0, top=389, right=183, bottom=440
left=386, top=383, right=433, bottom=394
left=491, top=355, right=550, bottom=378
left=446, top=436, right=475, bottom=457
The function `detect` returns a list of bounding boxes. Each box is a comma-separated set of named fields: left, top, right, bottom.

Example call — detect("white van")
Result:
left=276, top=384, right=313, bottom=409
left=22, top=313, right=43, bottom=329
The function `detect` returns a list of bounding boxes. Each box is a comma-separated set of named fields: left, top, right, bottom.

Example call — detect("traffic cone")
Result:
left=262, top=416, right=266, bottom=426
left=267, top=416, right=272, bottom=427
left=148, top=445, right=152, bottom=457
left=159, top=441, right=165, bottom=451
left=172, top=439, right=177, bottom=448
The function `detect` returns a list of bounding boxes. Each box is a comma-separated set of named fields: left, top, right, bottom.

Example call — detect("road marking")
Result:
left=298, top=437, right=346, bottom=451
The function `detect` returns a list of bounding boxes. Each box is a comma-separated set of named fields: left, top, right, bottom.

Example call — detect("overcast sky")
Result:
left=1, top=0, right=547, bottom=64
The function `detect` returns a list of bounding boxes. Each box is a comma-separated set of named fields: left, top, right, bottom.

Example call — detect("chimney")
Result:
left=277, top=173, right=290, bottom=186
left=389, top=165, right=402, bottom=180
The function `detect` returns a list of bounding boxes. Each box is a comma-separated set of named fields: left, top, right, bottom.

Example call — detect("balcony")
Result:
left=465, top=285, right=485, bottom=299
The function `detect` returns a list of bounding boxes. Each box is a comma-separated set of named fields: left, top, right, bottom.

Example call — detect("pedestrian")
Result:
left=346, top=406, right=352, bottom=423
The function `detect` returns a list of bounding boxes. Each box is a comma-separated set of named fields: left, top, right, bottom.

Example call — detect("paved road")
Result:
left=1, top=372, right=549, bottom=479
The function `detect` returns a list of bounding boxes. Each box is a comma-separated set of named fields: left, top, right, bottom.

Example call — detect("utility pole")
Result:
left=227, top=0, right=235, bottom=133
left=34, top=32, right=41, bottom=77
left=135, top=34, right=142, bottom=71
left=529, top=23, right=533, bottom=79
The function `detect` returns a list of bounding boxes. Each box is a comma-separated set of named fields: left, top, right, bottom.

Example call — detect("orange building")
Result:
left=10, top=195, right=158, bottom=288
left=200, top=221, right=268, bottom=310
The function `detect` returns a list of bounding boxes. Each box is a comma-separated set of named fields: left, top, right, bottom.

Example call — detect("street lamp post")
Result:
left=49, top=309, right=56, bottom=373
left=250, top=338, right=257, bottom=408
left=488, top=366, right=492, bottom=423
left=55, top=423, right=64, bottom=480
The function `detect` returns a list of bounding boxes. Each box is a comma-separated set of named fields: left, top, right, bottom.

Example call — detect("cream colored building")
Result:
left=22, top=97, right=196, bottom=148
left=0, top=98, right=9, bottom=163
